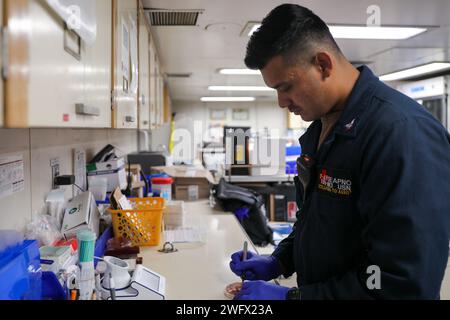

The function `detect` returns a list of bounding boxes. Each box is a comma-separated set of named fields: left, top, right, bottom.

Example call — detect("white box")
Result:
left=87, top=159, right=127, bottom=192
left=61, top=191, right=100, bottom=239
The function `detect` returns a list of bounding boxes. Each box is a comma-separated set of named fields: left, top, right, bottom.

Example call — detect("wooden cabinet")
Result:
left=137, top=6, right=150, bottom=130
left=112, top=0, right=138, bottom=129
left=4, top=0, right=112, bottom=128
left=3, top=0, right=168, bottom=129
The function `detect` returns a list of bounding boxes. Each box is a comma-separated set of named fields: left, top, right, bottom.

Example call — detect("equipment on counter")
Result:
left=61, top=191, right=100, bottom=239
left=87, top=145, right=128, bottom=193
left=213, top=178, right=273, bottom=246
left=128, top=151, right=173, bottom=175
left=100, top=256, right=166, bottom=300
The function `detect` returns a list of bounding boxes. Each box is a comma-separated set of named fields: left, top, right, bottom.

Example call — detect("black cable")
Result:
left=74, top=183, right=85, bottom=193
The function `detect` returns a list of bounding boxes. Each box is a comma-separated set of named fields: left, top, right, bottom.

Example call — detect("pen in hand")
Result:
left=241, top=241, right=248, bottom=281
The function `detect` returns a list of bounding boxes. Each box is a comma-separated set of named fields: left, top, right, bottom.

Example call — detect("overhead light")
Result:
left=329, top=25, right=427, bottom=40
left=200, top=97, right=256, bottom=102
left=208, top=86, right=274, bottom=91
left=247, top=23, right=427, bottom=40
left=379, top=62, right=450, bottom=81
left=219, top=69, right=260, bottom=75
left=248, top=24, right=260, bottom=36
left=241, top=21, right=261, bottom=37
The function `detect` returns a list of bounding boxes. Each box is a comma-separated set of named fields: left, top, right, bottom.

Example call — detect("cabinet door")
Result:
left=137, top=9, right=150, bottom=130
left=24, top=0, right=111, bottom=127
left=155, top=55, right=163, bottom=127
left=158, top=72, right=164, bottom=126
left=112, top=0, right=138, bottom=129
left=149, top=40, right=157, bottom=130
left=82, top=0, right=112, bottom=128
left=3, top=0, right=28, bottom=128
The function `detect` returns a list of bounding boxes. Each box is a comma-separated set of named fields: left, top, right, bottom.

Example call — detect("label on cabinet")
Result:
left=0, top=154, right=25, bottom=199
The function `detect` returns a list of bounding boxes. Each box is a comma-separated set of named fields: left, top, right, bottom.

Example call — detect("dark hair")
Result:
left=245, top=4, right=341, bottom=70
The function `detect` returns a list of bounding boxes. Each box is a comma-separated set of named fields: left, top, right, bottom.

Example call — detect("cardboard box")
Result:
left=152, top=166, right=214, bottom=200
left=151, top=166, right=215, bottom=185
left=174, top=185, right=210, bottom=201
left=61, top=191, right=100, bottom=239
left=87, top=157, right=128, bottom=192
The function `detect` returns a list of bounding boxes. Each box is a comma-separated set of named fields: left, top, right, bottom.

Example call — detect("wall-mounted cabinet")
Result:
left=163, top=83, right=172, bottom=123
left=4, top=0, right=112, bottom=128
left=150, top=52, right=164, bottom=129
left=137, top=6, right=150, bottom=130
left=112, top=0, right=138, bottom=129
left=149, top=40, right=157, bottom=130
left=3, top=0, right=169, bottom=130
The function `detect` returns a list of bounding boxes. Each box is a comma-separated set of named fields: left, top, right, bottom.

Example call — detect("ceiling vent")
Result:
left=144, top=9, right=204, bottom=26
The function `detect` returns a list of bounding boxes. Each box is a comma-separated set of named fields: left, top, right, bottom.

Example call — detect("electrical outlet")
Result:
left=50, top=158, right=60, bottom=189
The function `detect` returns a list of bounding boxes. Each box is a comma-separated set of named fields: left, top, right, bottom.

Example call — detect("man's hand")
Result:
left=234, top=281, right=289, bottom=300
left=229, top=251, right=282, bottom=281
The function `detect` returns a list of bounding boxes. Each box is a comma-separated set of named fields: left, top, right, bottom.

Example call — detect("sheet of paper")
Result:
left=0, top=154, right=25, bottom=199
left=164, top=227, right=205, bottom=243
left=118, top=195, right=133, bottom=210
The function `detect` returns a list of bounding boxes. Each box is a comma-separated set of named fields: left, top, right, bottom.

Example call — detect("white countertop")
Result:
left=140, top=200, right=258, bottom=300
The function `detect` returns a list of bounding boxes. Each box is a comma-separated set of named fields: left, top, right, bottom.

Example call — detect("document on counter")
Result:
left=164, top=227, right=206, bottom=243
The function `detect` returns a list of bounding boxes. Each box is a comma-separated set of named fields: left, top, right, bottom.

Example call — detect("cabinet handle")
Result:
left=75, top=104, right=100, bottom=116
left=125, top=116, right=136, bottom=123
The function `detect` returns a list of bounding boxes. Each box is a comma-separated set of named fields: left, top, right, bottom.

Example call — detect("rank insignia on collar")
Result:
left=345, top=118, right=356, bottom=131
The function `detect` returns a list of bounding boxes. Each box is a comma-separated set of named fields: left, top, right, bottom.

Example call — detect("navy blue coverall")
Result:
left=273, top=66, right=450, bottom=299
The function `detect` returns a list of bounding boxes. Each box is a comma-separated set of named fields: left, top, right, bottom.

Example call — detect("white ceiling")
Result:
left=143, top=0, right=450, bottom=102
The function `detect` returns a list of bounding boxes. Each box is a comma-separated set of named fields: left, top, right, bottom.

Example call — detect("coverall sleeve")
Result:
left=272, top=222, right=298, bottom=277
left=299, top=116, right=450, bottom=299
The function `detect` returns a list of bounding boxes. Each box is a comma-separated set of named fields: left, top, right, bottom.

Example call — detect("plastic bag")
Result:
left=25, top=214, right=63, bottom=246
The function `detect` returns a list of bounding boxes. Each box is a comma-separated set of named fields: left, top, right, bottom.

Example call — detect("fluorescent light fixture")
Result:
left=208, top=86, right=274, bottom=92
left=379, top=62, right=450, bottom=81
left=219, top=69, right=260, bottom=75
left=247, top=23, right=427, bottom=40
left=201, top=97, right=256, bottom=102
left=329, top=25, right=427, bottom=40
left=248, top=24, right=260, bottom=36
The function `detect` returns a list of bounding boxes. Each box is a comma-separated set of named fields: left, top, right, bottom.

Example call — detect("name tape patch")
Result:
left=317, top=167, right=352, bottom=197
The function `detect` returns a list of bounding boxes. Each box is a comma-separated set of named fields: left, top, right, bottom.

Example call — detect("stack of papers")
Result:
left=164, top=201, right=186, bottom=228
left=163, top=227, right=205, bottom=243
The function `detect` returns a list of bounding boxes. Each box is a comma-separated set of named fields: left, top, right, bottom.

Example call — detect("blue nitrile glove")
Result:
left=229, top=251, right=282, bottom=281
left=234, top=281, right=289, bottom=300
